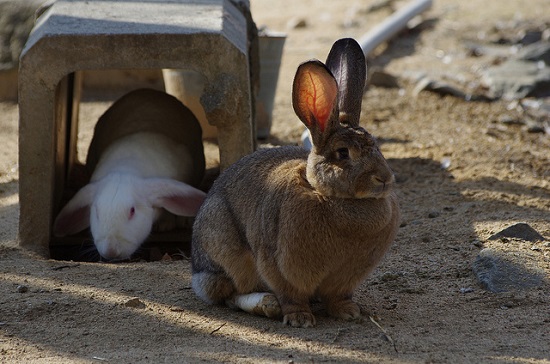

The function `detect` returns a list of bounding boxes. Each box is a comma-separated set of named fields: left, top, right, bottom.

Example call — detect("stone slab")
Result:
left=18, top=0, right=256, bottom=257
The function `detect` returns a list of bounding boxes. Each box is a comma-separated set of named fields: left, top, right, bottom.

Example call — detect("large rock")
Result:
left=0, top=0, right=43, bottom=70
left=18, top=0, right=256, bottom=257
left=0, top=0, right=46, bottom=100
left=482, top=42, right=550, bottom=99
left=472, top=248, right=546, bottom=293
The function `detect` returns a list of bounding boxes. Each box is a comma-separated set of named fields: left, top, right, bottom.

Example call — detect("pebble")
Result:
left=472, top=248, right=545, bottom=293
left=526, top=121, right=546, bottom=133
left=16, top=285, right=29, bottom=293
left=471, top=239, right=484, bottom=248
left=286, top=17, right=307, bottom=29
left=366, top=0, right=393, bottom=13
left=428, top=211, right=440, bottom=218
left=498, top=115, right=525, bottom=125
left=488, top=222, right=546, bottom=242
left=440, top=157, right=451, bottom=170
left=124, top=297, right=146, bottom=309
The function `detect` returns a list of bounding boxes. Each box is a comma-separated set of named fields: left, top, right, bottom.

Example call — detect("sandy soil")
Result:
left=1, top=0, right=549, bottom=363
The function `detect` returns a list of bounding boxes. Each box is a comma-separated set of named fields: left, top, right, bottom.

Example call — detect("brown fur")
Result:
left=191, top=38, right=400, bottom=327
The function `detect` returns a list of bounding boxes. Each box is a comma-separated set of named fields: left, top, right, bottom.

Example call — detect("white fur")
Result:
left=229, top=293, right=281, bottom=318
left=54, top=132, right=205, bottom=260
left=91, top=133, right=193, bottom=182
left=191, top=272, right=281, bottom=318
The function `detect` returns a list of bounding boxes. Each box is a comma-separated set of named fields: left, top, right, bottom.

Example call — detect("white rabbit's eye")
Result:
left=129, top=207, right=135, bottom=220
left=336, top=147, right=350, bottom=160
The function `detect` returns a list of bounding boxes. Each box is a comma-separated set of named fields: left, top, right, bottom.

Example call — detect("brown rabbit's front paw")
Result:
left=327, top=300, right=361, bottom=321
left=283, top=312, right=316, bottom=328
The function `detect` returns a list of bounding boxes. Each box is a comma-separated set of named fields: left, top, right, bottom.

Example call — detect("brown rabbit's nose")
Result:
left=373, top=173, right=395, bottom=186
left=374, top=176, right=385, bottom=185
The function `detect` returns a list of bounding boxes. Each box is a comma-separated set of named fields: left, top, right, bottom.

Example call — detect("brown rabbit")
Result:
left=191, top=38, right=400, bottom=328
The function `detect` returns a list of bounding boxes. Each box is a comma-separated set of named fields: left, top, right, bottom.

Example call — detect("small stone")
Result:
left=366, top=0, right=393, bottom=12
left=16, top=285, right=29, bottom=293
left=526, top=123, right=545, bottom=133
left=441, top=157, right=451, bottom=170
left=471, top=239, right=484, bottom=248
left=519, top=31, right=543, bottom=45
left=428, top=211, right=440, bottom=218
left=488, top=223, right=545, bottom=242
left=459, top=287, right=474, bottom=294
left=124, top=297, right=146, bottom=309
left=498, top=115, right=525, bottom=125
left=287, top=17, right=307, bottom=29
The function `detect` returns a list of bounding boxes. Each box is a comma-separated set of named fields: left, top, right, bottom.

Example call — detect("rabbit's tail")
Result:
left=191, top=270, right=235, bottom=304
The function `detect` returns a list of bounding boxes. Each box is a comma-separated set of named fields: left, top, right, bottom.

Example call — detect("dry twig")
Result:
left=209, top=323, right=226, bottom=335
left=369, top=315, right=398, bottom=353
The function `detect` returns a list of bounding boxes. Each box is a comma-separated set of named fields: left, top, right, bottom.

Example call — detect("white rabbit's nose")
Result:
left=96, top=240, right=124, bottom=260
left=99, top=246, right=118, bottom=260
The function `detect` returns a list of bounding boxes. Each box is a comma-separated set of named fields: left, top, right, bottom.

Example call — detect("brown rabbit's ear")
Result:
left=292, top=60, right=339, bottom=147
left=325, top=38, right=366, bottom=128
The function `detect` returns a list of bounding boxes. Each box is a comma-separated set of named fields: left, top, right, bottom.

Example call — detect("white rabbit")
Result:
left=54, top=89, right=206, bottom=260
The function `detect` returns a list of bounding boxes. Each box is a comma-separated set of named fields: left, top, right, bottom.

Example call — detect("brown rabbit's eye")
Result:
left=336, top=147, right=350, bottom=160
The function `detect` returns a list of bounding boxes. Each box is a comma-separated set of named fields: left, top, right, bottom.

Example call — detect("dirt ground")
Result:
left=1, top=0, right=550, bottom=363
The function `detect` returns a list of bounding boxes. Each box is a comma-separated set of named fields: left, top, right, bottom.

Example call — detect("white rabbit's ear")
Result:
left=143, top=179, right=206, bottom=216
left=292, top=60, right=339, bottom=148
left=53, top=183, right=98, bottom=237
left=325, top=38, right=366, bottom=128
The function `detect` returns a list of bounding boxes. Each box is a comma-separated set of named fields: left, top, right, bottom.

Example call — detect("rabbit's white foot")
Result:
left=228, top=293, right=281, bottom=318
